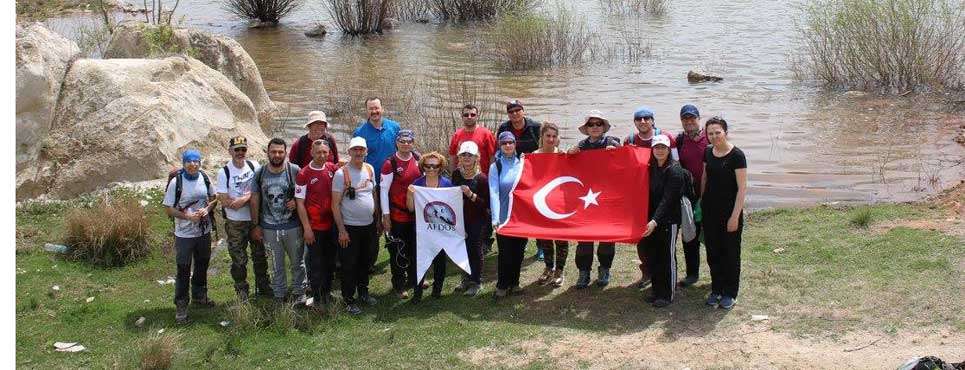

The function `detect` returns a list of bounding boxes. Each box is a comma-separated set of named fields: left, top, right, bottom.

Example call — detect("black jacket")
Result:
left=648, top=159, right=686, bottom=228
left=497, top=117, right=541, bottom=155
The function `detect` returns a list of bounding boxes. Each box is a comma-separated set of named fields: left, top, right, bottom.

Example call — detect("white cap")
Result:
left=306, top=111, right=328, bottom=127
left=349, top=136, right=367, bottom=149
left=457, top=141, right=479, bottom=156
left=651, top=134, right=671, bottom=148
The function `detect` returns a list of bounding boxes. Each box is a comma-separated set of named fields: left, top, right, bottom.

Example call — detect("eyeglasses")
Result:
left=233, top=147, right=247, bottom=152
left=507, top=108, right=523, bottom=114
left=423, top=163, right=441, bottom=170
left=500, top=141, right=515, bottom=146
left=462, top=113, right=477, bottom=118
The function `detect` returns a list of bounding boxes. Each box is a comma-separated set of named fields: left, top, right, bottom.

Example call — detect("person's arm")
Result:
left=406, top=185, right=415, bottom=212
left=331, top=169, right=350, bottom=247
left=216, top=168, right=232, bottom=209
left=380, top=170, right=394, bottom=216
left=728, top=168, right=747, bottom=232
left=296, top=198, right=315, bottom=245
left=488, top=162, right=500, bottom=226
left=700, top=163, right=707, bottom=197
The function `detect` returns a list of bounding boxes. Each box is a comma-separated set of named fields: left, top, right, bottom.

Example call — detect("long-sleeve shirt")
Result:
left=488, top=153, right=523, bottom=226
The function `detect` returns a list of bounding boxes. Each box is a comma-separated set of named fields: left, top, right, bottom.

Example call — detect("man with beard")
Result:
left=250, top=138, right=305, bottom=307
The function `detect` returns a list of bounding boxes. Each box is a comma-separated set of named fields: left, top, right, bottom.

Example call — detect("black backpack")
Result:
left=296, top=134, right=337, bottom=167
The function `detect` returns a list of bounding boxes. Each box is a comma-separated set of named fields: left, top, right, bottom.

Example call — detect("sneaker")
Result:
left=421, top=281, right=430, bottom=290
left=651, top=298, right=671, bottom=308
left=679, top=275, right=699, bottom=287
left=595, top=268, right=611, bottom=287
left=359, top=294, right=378, bottom=306
left=718, top=296, right=736, bottom=310
left=292, top=294, right=308, bottom=308
left=574, top=270, right=591, bottom=289
left=174, top=301, right=188, bottom=324
left=464, top=283, right=480, bottom=297
left=494, top=288, right=508, bottom=298
left=706, top=293, right=722, bottom=307
left=534, top=248, right=544, bottom=261
left=536, top=268, right=553, bottom=285
left=346, top=303, right=362, bottom=315
left=192, top=296, right=216, bottom=308
left=551, top=270, right=565, bottom=287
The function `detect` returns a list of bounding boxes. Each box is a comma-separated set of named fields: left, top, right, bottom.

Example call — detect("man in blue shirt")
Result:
left=353, top=97, right=401, bottom=184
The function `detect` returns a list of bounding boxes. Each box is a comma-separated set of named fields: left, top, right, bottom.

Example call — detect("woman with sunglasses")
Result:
left=405, top=152, right=454, bottom=302
left=567, top=111, right=622, bottom=289
left=489, top=131, right=528, bottom=298
left=700, top=117, right=747, bottom=310
left=534, top=122, right=571, bottom=287
left=451, top=141, right=490, bottom=297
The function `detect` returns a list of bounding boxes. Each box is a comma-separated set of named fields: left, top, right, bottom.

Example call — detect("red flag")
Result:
left=498, top=146, right=651, bottom=243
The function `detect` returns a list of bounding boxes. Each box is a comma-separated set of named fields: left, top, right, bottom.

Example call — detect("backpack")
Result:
left=679, top=167, right=698, bottom=243
left=166, top=168, right=216, bottom=234
left=220, top=160, right=256, bottom=219
left=296, top=134, right=337, bottom=167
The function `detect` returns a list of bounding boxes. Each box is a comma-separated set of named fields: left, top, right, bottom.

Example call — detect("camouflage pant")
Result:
left=225, top=219, right=271, bottom=293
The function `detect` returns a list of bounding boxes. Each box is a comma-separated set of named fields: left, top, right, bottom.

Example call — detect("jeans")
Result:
left=174, top=234, right=211, bottom=305
left=264, top=227, right=305, bottom=298
left=464, top=221, right=484, bottom=284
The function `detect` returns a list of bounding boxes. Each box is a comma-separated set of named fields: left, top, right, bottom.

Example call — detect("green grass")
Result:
left=15, top=189, right=964, bottom=367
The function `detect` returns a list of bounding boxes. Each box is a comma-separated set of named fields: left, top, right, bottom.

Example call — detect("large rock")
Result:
left=104, top=22, right=276, bottom=125
left=16, top=22, right=81, bottom=173
left=16, top=56, right=269, bottom=200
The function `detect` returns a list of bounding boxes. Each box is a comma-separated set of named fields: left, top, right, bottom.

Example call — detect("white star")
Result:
left=579, top=188, right=601, bottom=209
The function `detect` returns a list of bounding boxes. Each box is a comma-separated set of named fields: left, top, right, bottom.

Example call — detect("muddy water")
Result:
left=44, top=0, right=964, bottom=208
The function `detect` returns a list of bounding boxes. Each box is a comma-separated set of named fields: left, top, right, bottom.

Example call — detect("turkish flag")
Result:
left=497, top=146, right=651, bottom=243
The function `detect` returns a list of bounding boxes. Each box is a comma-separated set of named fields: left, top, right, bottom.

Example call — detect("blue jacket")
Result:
left=488, top=151, right=523, bottom=226
left=353, top=118, right=401, bottom=182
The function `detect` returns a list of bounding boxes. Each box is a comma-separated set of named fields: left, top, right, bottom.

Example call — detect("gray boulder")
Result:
left=687, top=70, right=723, bottom=83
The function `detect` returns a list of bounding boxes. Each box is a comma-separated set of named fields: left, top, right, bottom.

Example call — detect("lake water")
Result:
left=43, top=0, right=965, bottom=208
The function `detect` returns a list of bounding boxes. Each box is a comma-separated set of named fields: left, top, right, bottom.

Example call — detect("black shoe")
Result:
left=346, top=303, right=362, bottom=315
left=651, top=299, right=671, bottom=308
left=679, top=275, right=698, bottom=287
left=175, top=301, right=188, bottom=324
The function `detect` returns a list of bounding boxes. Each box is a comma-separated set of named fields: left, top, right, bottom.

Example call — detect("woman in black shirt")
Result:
left=700, top=117, right=747, bottom=310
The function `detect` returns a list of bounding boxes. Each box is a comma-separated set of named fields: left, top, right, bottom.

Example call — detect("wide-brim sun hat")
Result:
left=578, top=110, right=611, bottom=136
left=305, top=111, right=328, bottom=128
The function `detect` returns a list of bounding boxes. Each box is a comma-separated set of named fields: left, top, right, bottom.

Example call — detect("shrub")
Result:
left=599, top=0, right=668, bottom=16
left=792, top=0, right=965, bottom=93
left=64, top=195, right=150, bottom=267
left=224, top=0, right=303, bottom=24
left=850, top=208, right=873, bottom=228
left=324, top=0, right=394, bottom=35
left=486, top=6, right=596, bottom=69
left=431, top=0, right=537, bottom=22
left=139, top=332, right=181, bottom=370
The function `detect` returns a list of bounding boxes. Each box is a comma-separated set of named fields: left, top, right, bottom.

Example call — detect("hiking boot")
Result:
left=574, top=270, right=591, bottom=289
left=705, top=293, right=722, bottom=307
left=536, top=267, right=553, bottom=285
left=464, top=283, right=480, bottom=297
left=192, top=296, right=216, bottom=308
left=718, top=296, right=736, bottom=310
left=595, top=268, right=611, bottom=287
left=679, top=275, right=699, bottom=287
left=175, top=301, right=188, bottom=324
left=551, top=270, right=565, bottom=287
left=346, top=303, right=362, bottom=315
left=651, top=298, right=671, bottom=308
left=359, top=294, right=378, bottom=306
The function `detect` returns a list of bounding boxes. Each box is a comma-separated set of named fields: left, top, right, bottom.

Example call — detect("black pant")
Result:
left=682, top=221, right=703, bottom=279
left=415, top=251, right=448, bottom=296
left=174, top=234, right=212, bottom=305
left=537, top=239, right=569, bottom=270
left=705, top=213, right=743, bottom=298
left=641, top=225, right=678, bottom=301
left=387, top=221, right=417, bottom=292
left=575, top=242, right=615, bottom=271
left=465, top=221, right=484, bottom=284
left=306, top=229, right=336, bottom=301
left=496, top=234, right=527, bottom=290
left=339, top=223, right=378, bottom=303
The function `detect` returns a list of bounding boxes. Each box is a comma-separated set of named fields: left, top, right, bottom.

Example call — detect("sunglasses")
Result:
left=458, top=153, right=476, bottom=157
left=462, top=113, right=477, bottom=118
left=586, top=122, right=605, bottom=127
left=423, top=163, right=441, bottom=170
left=233, top=147, right=247, bottom=152
left=507, top=108, right=523, bottom=114
left=500, top=141, right=515, bottom=146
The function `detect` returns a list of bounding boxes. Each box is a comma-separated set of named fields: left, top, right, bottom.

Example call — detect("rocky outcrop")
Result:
left=687, top=70, right=723, bottom=83
left=104, top=22, right=275, bottom=125
left=15, top=22, right=81, bottom=173
left=16, top=56, right=269, bottom=200
left=305, top=24, right=327, bottom=38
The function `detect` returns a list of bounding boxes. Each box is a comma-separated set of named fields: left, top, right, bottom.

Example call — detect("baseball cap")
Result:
left=498, top=131, right=516, bottom=143
left=349, top=136, right=367, bottom=149
left=634, top=106, right=655, bottom=120
left=305, top=111, right=328, bottom=128
left=651, top=134, right=671, bottom=148
left=228, top=136, right=248, bottom=149
left=506, top=99, right=523, bottom=112
left=396, top=129, right=415, bottom=142
left=458, top=141, right=479, bottom=156
left=680, top=104, right=700, bottom=118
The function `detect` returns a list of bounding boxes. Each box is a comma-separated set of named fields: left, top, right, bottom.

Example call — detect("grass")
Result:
left=64, top=194, right=151, bottom=267
left=14, top=187, right=964, bottom=367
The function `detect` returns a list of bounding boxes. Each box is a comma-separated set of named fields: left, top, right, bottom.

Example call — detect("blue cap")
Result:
left=498, top=131, right=516, bottom=143
left=182, top=149, right=202, bottom=163
left=396, top=129, right=415, bottom=141
left=680, top=104, right=700, bottom=118
left=633, top=106, right=655, bottom=120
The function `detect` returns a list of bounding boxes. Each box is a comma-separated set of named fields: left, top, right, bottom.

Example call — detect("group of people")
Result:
left=162, top=97, right=747, bottom=324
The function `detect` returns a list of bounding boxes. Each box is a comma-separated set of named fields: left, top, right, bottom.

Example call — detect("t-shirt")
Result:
left=294, top=162, right=339, bottom=231
left=701, top=146, right=747, bottom=218
left=251, top=163, right=301, bottom=230
left=452, top=170, right=489, bottom=226
left=216, top=160, right=260, bottom=221
left=352, top=118, right=401, bottom=182
left=380, top=153, right=422, bottom=223
left=677, top=131, right=710, bottom=198
left=577, top=136, right=622, bottom=150
left=162, top=172, right=215, bottom=238
left=332, top=163, right=377, bottom=226
left=448, top=127, right=497, bottom=171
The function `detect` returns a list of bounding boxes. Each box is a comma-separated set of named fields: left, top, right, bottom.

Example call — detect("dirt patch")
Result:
left=463, top=325, right=964, bottom=369
left=874, top=181, right=965, bottom=236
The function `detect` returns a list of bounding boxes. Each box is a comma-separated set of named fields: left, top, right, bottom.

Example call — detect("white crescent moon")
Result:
left=533, top=176, right=583, bottom=220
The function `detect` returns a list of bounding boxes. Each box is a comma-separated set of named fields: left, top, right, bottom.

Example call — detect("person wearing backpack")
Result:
left=379, top=129, right=422, bottom=300
left=163, top=149, right=218, bottom=324
left=216, top=136, right=271, bottom=303
left=676, top=104, right=710, bottom=287
left=332, top=137, right=380, bottom=315
left=638, top=135, right=687, bottom=307
left=250, top=138, right=305, bottom=307
left=289, top=110, right=339, bottom=167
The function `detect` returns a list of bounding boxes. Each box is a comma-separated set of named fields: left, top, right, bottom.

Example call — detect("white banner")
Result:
left=413, top=186, right=470, bottom=282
